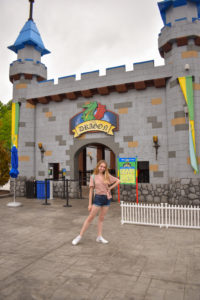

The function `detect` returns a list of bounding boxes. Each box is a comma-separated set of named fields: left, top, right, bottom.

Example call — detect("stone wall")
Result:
left=119, top=183, right=169, bottom=204
left=10, top=176, right=28, bottom=197
left=169, top=178, right=200, bottom=206
left=53, top=181, right=80, bottom=199
left=10, top=177, right=200, bottom=206
left=119, top=178, right=200, bottom=206
left=10, top=177, right=80, bottom=199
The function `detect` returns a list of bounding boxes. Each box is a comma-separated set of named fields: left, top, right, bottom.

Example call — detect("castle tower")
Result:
left=8, top=0, right=50, bottom=180
left=158, top=1, right=200, bottom=185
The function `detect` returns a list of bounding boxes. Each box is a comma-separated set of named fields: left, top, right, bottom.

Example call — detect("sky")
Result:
left=0, top=0, right=164, bottom=104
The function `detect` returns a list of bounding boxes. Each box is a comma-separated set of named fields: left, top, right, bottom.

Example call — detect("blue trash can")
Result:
left=36, top=180, right=50, bottom=199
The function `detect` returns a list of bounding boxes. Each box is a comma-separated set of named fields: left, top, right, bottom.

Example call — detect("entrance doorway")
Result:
left=48, top=163, right=59, bottom=180
left=78, top=143, right=116, bottom=187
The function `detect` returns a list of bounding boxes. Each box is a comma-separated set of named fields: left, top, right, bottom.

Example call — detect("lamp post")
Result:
left=153, top=136, right=160, bottom=160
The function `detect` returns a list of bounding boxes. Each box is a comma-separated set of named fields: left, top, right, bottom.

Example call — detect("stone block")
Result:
left=189, top=187, right=196, bottom=194
left=161, top=196, right=168, bottom=203
left=153, top=172, right=164, bottom=178
left=146, top=195, right=153, bottom=202
left=123, top=136, right=133, bottom=142
left=154, top=196, right=160, bottom=203
left=181, top=190, right=185, bottom=196
left=179, top=198, right=189, bottom=205
left=25, top=142, right=35, bottom=147
left=181, top=179, right=190, bottom=185
left=59, top=141, right=66, bottom=146
left=175, top=124, right=189, bottom=131
left=48, top=116, right=56, bottom=121
left=114, top=102, right=132, bottom=109
left=174, top=111, right=185, bottom=118
left=139, top=195, right=145, bottom=202
left=168, top=151, right=176, bottom=158
left=142, top=190, right=148, bottom=195
left=191, top=179, right=199, bottom=186
left=188, top=193, right=198, bottom=200
left=38, top=171, right=45, bottom=176
left=193, top=199, right=200, bottom=206
left=19, top=122, right=26, bottom=127
left=152, top=122, right=162, bottom=129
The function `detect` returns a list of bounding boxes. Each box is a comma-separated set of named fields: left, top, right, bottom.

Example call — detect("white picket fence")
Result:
left=121, top=201, right=200, bottom=229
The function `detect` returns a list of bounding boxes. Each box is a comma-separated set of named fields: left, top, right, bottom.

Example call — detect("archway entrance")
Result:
left=69, top=137, right=120, bottom=198
left=78, top=143, right=116, bottom=186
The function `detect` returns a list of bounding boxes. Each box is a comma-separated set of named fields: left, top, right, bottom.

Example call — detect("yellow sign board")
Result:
left=72, top=120, right=115, bottom=138
left=120, top=168, right=136, bottom=184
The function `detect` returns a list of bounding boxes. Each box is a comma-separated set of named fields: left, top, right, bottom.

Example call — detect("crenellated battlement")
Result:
left=57, top=61, right=155, bottom=86
left=10, top=58, right=47, bottom=69
left=9, top=58, right=47, bottom=83
left=159, top=19, right=200, bottom=47
left=25, top=61, right=172, bottom=104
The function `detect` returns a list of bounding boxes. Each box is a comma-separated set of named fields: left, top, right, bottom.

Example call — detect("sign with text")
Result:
left=117, top=157, right=137, bottom=184
left=70, top=101, right=119, bottom=138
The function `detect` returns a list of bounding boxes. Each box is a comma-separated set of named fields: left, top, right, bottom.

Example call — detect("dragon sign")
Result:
left=70, top=101, right=119, bottom=138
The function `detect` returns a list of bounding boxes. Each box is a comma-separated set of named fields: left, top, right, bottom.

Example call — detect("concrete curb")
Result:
left=0, top=193, right=13, bottom=199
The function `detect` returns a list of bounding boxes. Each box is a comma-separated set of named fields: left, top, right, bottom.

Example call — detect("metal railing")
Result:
left=42, top=178, right=82, bottom=207
left=121, top=201, right=200, bottom=229
left=79, top=171, right=93, bottom=186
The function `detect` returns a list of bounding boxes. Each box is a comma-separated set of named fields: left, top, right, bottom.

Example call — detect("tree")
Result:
left=0, top=100, right=12, bottom=150
left=0, top=141, right=10, bottom=186
left=0, top=101, right=12, bottom=186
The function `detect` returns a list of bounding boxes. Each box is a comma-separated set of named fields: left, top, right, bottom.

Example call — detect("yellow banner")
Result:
left=11, top=103, right=19, bottom=148
left=72, top=120, right=115, bottom=138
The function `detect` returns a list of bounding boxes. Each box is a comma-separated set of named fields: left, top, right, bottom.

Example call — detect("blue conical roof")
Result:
left=8, top=20, right=50, bottom=56
left=158, top=0, right=200, bottom=25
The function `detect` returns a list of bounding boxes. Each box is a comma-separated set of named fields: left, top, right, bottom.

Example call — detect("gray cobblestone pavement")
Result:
left=0, top=196, right=200, bottom=300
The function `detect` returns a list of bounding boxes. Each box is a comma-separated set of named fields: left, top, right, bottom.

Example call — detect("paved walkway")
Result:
left=0, top=196, right=200, bottom=300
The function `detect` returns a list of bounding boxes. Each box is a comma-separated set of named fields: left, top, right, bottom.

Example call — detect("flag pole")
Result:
left=136, top=157, right=138, bottom=204
left=117, top=157, right=120, bottom=203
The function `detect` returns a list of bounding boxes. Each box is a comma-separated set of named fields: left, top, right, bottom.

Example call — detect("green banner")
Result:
left=178, top=76, right=198, bottom=173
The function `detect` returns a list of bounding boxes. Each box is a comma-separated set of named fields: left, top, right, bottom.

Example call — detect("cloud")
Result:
left=0, top=0, right=164, bottom=103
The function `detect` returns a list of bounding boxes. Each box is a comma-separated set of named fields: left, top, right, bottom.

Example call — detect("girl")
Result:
left=72, top=160, right=120, bottom=245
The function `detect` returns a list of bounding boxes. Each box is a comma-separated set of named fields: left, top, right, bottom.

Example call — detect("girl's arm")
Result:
left=88, top=187, right=94, bottom=211
left=108, top=178, right=120, bottom=191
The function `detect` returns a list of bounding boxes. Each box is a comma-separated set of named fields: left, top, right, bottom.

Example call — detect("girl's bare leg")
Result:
left=97, top=206, right=109, bottom=237
left=80, top=205, right=100, bottom=236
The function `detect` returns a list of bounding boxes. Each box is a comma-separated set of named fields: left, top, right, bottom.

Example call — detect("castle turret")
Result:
left=8, top=0, right=50, bottom=181
left=158, top=0, right=200, bottom=68
left=8, top=0, right=50, bottom=84
left=158, top=0, right=200, bottom=186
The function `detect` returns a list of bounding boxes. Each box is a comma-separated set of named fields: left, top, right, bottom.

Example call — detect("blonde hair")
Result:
left=93, top=160, right=110, bottom=183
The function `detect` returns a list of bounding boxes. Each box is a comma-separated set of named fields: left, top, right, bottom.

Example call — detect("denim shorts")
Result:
left=93, top=194, right=111, bottom=207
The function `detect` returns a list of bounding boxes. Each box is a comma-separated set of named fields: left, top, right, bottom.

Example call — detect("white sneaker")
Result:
left=72, top=235, right=82, bottom=245
left=96, top=236, right=108, bottom=244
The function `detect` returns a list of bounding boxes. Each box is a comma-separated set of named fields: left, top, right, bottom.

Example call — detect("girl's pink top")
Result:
left=89, top=174, right=118, bottom=195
